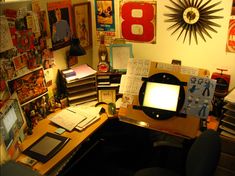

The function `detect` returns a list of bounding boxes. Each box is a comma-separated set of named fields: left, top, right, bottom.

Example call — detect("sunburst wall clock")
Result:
left=164, top=0, right=224, bottom=45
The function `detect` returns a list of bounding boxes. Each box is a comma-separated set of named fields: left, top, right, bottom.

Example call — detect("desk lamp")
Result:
left=67, top=38, right=86, bottom=68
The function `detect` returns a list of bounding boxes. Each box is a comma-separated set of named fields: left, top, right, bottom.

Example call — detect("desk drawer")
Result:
left=214, top=166, right=235, bottom=176
left=221, top=136, right=235, bottom=155
left=218, top=152, right=235, bottom=171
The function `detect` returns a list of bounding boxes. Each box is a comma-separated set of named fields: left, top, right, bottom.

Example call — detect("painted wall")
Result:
left=91, top=0, right=235, bottom=90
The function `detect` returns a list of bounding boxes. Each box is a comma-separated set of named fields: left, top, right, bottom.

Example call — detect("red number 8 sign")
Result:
left=121, top=2, right=155, bottom=43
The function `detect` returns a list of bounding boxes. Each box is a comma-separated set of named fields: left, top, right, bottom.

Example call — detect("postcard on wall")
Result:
left=126, top=58, right=151, bottom=77
left=181, top=76, right=216, bottom=119
left=119, top=1, right=156, bottom=44
left=95, top=0, right=116, bottom=43
left=226, top=17, right=235, bottom=53
left=0, top=16, right=14, bottom=52
left=47, top=0, right=73, bottom=50
left=8, top=67, right=48, bottom=106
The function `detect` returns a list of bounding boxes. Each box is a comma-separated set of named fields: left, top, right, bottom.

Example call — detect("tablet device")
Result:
left=23, top=132, right=70, bottom=163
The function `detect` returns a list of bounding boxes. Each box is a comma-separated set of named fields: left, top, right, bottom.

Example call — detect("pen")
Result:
left=67, top=109, right=76, bottom=113
left=77, top=117, right=87, bottom=124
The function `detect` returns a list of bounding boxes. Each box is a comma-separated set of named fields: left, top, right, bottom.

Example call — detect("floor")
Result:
left=59, top=119, right=191, bottom=176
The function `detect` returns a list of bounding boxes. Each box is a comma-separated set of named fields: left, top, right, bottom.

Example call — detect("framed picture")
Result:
left=109, top=43, right=133, bottom=72
left=98, top=89, right=116, bottom=104
left=47, top=1, right=73, bottom=50
left=7, top=67, right=48, bottom=106
left=73, top=2, right=92, bottom=48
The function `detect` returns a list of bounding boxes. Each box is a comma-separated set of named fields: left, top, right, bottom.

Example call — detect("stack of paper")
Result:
left=49, top=108, right=86, bottom=131
left=50, top=106, right=101, bottom=131
left=70, top=106, right=102, bottom=131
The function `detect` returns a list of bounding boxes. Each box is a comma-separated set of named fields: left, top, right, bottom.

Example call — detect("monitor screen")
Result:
left=143, top=82, right=180, bottom=112
left=0, top=93, right=26, bottom=149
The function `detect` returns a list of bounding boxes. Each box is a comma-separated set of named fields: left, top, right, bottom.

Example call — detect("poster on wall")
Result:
left=226, top=17, right=235, bottom=53
left=181, top=76, right=216, bottom=119
left=73, top=2, right=92, bottom=48
left=47, top=1, right=73, bottom=50
left=232, top=0, right=235, bottom=15
left=7, top=67, right=48, bottom=106
left=120, top=0, right=156, bottom=44
left=94, top=0, right=116, bottom=44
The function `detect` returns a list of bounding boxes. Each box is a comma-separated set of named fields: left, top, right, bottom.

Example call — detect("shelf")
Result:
left=59, top=69, right=98, bottom=106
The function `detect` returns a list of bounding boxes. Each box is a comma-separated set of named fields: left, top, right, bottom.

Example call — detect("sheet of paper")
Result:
left=119, top=75, right=143, bottom=95
left=0, top=16, right=14, bottom=52
left=127, top=58, right=151, bottom=77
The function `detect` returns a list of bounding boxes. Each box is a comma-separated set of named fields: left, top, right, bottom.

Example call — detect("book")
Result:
left=224, top=88, right=235, bottom=104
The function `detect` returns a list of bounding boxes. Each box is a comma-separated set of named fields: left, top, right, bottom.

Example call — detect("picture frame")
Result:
left=98, top=89, right=116, bottom=104
left=47, top=1, right=73, bottom=50
left=109, top=43, right=133, bottom=72
left=73, top=2, right=92, bottom=48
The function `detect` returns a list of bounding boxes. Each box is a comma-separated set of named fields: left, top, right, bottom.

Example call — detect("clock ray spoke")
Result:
left=170, top=0, right=185, bottom=10
left=200, top=8, right=223, bottom=15
left=165, top=5, right=183, bottom=13
left=188, top=25, right=193, bottom=44
left=168, top=20, right=184, bottom=31
left=193, top=0, right=199, bottom=7
left=200, top=1, right=222, bottom=12
left=182, top=0, right=190, bottom=7
left=198, top=0, right=212, bottom=10
left=183, top=24, right=190, bottom=43
left=196, top=0, right=203, bottom=8
left=200, top=19, right=221, bottom=27
left=196, top=26, right=207, bottom=42
left=192, top=25, right=198, bottom=44
left=198, top=22, right=213, bottom=38
left=200, top=15, right=223, bottom=20
left=177, top=23, right=188, bottom=40
left=164, top=14, right=182, bottom=18
left=178, top=0, right=188, bottom=8
left=198, top=21, right=218, bottom=33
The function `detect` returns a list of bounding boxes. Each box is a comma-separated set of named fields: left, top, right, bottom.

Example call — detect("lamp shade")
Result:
left=69, top=38, right=86, bottom=56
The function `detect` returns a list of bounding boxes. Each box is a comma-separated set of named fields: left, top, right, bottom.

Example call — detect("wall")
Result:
left=91, top=0, right=235, bottom=90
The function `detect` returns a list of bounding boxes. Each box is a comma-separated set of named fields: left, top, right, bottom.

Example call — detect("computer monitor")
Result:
left=139, top=73, right=186, bottom=120
left=143, top=82, right=180, bottom=111
left=0, top=93, right=27, bottom=150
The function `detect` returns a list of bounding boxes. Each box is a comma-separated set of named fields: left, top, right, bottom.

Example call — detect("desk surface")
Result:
left=118, top=106, right=200, bottom=139
left=16, top=110, right=108, bottom=175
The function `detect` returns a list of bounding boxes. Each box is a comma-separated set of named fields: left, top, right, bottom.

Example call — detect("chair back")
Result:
left=186, top=129, right=221, bottom=176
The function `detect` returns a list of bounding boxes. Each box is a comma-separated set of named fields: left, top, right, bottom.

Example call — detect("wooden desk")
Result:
left=118, top=106, right=200, bottom=139
left=16, top=111, right=108, bottom=175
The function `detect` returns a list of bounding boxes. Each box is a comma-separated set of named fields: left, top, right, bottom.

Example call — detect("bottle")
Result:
left=97, top=33, right=109, bottom=72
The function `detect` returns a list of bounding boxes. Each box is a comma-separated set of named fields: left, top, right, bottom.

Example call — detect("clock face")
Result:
left=183, top=7, right=200, bottom=24
left=164, top=0, right=223, bottom=45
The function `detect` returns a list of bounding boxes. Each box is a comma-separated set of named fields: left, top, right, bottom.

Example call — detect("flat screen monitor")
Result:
left=0, top=93, right=27, bottom=150
left=143, top=82, right=180, bottom=112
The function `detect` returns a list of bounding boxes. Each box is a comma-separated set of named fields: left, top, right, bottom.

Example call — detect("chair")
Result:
left=135, top=129, right=221, bottom=176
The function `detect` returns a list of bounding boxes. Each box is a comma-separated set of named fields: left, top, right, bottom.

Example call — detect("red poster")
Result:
left=120, top=1, right=156, bottom=43
left=226, top=18, right=235, bottom=53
